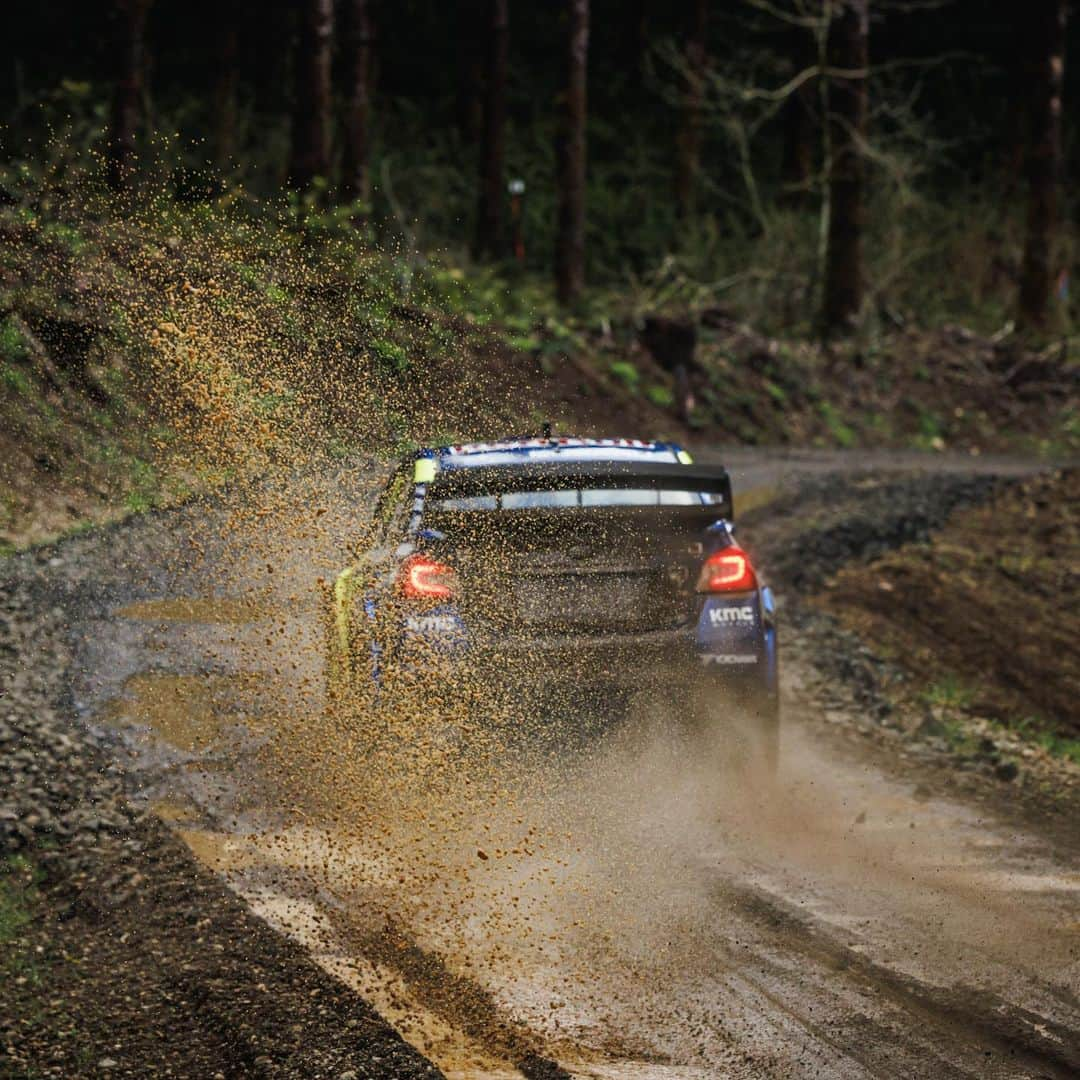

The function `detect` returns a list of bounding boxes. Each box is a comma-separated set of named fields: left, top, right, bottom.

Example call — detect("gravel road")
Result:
left=3, top=448, right=1077, bottom=1079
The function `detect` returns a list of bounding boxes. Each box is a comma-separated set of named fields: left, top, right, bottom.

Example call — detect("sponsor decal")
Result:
left=413, top=457, right=437, bottom=483
left=708, top=605, right=755, bottom=626
left=701, top=653, right=759, bottom=665
left=405, top=614, right=459, bottom=634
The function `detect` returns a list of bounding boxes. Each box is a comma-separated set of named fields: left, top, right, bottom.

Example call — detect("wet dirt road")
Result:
left=48, top=448, right=1079, bottom=1078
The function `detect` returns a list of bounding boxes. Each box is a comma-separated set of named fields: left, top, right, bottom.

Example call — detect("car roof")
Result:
left=424, top=437, right=686, bottom=471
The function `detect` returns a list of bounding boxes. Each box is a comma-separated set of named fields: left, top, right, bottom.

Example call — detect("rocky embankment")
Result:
left=745, top=468, right=1080, bottom=833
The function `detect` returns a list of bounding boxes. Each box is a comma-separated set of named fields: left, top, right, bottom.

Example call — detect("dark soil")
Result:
left=740, top=465, right=1080, bottom=841
left=682, top=318, right=1078, bottom=452
left=3, top=175, right=1076, bottom=552
left=817, top=468, right=1079, bottom=740
left=3, top=453, right=1076, bottom=1077
left=2, top=829, right=443, bottom=1080
left=742, top=470, right=1005, bottom=592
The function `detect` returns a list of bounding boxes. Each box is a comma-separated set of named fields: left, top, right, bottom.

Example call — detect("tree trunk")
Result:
left=640, top=316, right=698, bottom=423
left=822, top=0, right=869, bottom=336
left=213, top=5, right=239, bottom=171
left=108, top=0, right=152, bottom=191
left=474, top=0, right=509, bottom=258
left=288, top=0, right=334, bottom=191
left=457, top=0, right=484, bottom=143
left=1018, top=0, right=1067, bottom=332
left=628, top=0, right=649, bottom=73
left=1000, top=22, right=1029, bottom=200
left=341, top=0, right=374, bottom=203
left=556, top=0, right=590, bottom=305
left=675, top=0, right=707, bottom=219
left=780, top=23, right=816, bottom=207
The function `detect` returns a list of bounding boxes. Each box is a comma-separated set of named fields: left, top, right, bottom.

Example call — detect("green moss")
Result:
left=763, top=378, right=787, bottom=405
left=0, top=316, right=29, bottom=363
left=609, top=359, right=640, bottom=392
left=818, top=401, right=856, bottom=448
left=2, top=364, right=32, bottom=395
left=919, top=675, right=975, bottom=711
left=645, top=383, right=674, bottom=408
left=916, top=407, right=943, bottom=441
left=507, top=334, right=542, bottom=352
left=254, top=389, right=297, bottom=417
left=41, top=221, right=88, bottom=255
left=0, top=855, right=38, bottom=948
left=371, top=338, right=409, bottom=374
left=1036, top=732, right=1080, bottom=765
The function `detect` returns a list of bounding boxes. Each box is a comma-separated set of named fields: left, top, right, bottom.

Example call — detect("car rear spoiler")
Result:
left=426, top=461, right=734, bottom=517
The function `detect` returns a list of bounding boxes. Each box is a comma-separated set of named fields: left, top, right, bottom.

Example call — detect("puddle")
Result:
left=151, top=796, right=203, bottom=825
left=178, top=828, right=261, bottom=871
left=324, top=953, right=516, bottom=1080
left=732, top=484, right=780, bottom=517
left=104, top=671, right=265, bottom=752
left=236, top=884, right=530, bottom=1080
left=569, top=1068, right=713, bottom=1079
left=117, top=596, right=275, bottom=623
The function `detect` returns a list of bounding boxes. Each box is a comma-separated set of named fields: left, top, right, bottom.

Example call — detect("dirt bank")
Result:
left=817, top=467, right=1079, bottom=741
left=3, top=184, right=1076, bottom=553
left=741, top=465, right=1080, bottom=833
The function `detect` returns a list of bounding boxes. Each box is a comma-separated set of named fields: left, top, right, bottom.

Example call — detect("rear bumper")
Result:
left=478, top=634, right=696, bottom=689
left=397, top=626, right=769, bottom=692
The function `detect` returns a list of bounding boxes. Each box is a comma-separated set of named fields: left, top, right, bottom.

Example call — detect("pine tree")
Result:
left=822, top=0, right=869, bottom=335
left=108, top=0, right=152, bottom=191
left=780, top=18, right=817, bottom=207
left=474, top=0, right=509, bottom=258
left=675, top=0, right=707, bottom=219
left=1018, top=0, right=1067, bottom=331
left=213, top=1, right=240, bottom=171
left=342, top=0, right=374, bottom=204
left=288, top=0, right=334, bottom=191
left=556, top=0, right=589, bottom=304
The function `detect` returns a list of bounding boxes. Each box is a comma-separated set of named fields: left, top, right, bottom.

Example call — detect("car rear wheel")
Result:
left=322, top=586, right=377, bottom=720
left=741, top=687, right=780, bottom=775
left=679, top=679, right=779, bottom=777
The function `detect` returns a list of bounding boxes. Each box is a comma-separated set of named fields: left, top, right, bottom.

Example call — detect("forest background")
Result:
left=0, top=1, right=1076, bottom=546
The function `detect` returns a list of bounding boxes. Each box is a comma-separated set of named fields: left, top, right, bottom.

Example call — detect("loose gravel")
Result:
left=2, top=461, right=1072, bottom=1077
left=0, top=553, right=443, bottom=1079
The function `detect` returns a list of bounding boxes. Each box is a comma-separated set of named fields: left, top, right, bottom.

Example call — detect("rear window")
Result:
left=430, top=488, right=721, bottom=511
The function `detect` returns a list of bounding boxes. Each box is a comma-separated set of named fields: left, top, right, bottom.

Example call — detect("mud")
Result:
left=4, top=449, right=1079, bottom=1078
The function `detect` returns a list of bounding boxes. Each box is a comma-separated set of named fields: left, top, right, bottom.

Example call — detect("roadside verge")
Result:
left=0, top=568, right=443, bottom=1079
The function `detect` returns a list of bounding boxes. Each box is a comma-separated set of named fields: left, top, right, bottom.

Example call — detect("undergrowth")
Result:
left=0, top=138, right=1076, bottom=550
left=0, top=855, right=39, bottom=955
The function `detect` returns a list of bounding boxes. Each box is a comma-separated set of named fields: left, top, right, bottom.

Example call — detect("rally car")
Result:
left=325, top=437, right=778, bottom=767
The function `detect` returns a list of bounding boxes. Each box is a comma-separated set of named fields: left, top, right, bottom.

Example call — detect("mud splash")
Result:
left=43, top=167, right=1073, bottom=1075
left=117, top=597, right=276, bottom=623
left=109, top=559, right=1080, bottom=1073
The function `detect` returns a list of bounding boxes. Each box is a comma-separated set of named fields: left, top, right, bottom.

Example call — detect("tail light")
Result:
left=697, top=544, right=757, bottom=592
left=399, top=554, right=457, bottom=600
